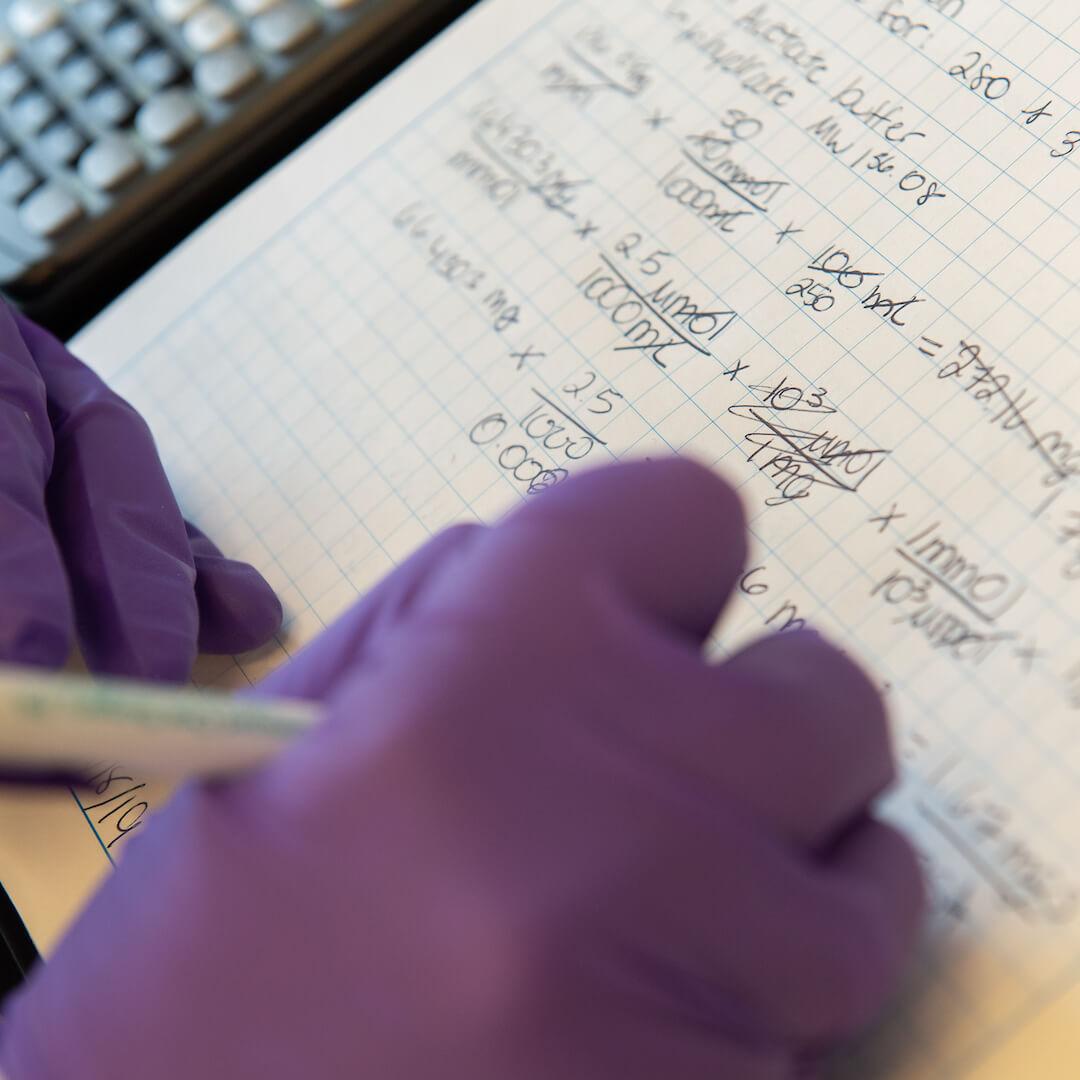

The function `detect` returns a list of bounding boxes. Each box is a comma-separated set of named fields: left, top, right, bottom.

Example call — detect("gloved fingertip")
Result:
left=490, top=457, right=748, bottom=641
left=196, top=559, right=283, bottom=655
left=513, top=456, right=746, bottom=555
left=830, top=819, right=927, bottom=939
left=816, top=820, right=927, bottom=1036
left=712, top=629, right=895, bottom=849
left=726, top=627, right=885, bottom=722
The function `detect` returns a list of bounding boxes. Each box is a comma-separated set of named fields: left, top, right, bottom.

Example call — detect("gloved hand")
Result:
left=0, top=459, right=923, bottom=1079
left=0, top=306, right=281, bottom=680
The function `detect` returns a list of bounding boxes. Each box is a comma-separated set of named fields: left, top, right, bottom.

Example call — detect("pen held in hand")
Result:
left=0, top=666, right=319, bottom=786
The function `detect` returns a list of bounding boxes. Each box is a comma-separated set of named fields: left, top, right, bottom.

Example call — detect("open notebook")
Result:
left=2, top=0, right=1080, bottom=1073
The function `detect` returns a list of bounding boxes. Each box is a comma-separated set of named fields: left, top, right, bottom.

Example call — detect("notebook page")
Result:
left=3, top=0, right=1079, bottom=1071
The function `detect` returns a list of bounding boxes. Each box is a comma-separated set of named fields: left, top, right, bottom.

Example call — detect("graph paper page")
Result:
left=4, top=0, right=1080, bottom=1071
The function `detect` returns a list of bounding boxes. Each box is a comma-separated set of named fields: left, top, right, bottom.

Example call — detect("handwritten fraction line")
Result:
left=530, top=389, right=608, bottom=446
left=893, top=548, right=997, bottom=625
left=679, top=149, right=771, bottom=214
left=597, top=254, right=710, bottom=357
left=728, top=405, right=883, bottom=493
left=562, top=43, right=638, bottom=97
left=470, top=130, right=583, bottom=221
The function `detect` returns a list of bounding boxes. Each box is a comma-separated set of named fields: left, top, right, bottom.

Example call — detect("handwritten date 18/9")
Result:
left=77, top=764, right=151, bottom=852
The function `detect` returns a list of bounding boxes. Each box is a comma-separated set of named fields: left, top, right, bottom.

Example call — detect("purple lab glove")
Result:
left=0, top=306, right=281, bottom=679
left=0, top=459, right=923, bottom=1079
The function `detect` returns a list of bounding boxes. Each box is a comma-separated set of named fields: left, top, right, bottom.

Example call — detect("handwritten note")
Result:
left=4, top=0, right=1079, bottom=1071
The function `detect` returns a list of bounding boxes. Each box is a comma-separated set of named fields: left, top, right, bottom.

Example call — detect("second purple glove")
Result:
left=0, top=308, right=281, bottom=679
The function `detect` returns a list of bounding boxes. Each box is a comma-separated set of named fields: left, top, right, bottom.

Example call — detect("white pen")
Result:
left=0, top=666, right=319, bottom=784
